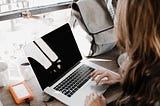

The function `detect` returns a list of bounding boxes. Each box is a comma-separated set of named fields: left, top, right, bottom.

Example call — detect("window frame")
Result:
left=0, top=1, right=72, bottom=21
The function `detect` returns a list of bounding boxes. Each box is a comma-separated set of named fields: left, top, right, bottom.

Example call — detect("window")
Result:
left=0, top=0, right=72, bottom=60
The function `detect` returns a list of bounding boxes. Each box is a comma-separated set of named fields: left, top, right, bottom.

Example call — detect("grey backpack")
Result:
left=70, top=0, right=117, bottom=57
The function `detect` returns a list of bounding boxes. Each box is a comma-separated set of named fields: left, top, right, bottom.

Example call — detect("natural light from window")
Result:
left=0, top=8, right=71, bottom=60
left=0, top=0, right=72, bottom=84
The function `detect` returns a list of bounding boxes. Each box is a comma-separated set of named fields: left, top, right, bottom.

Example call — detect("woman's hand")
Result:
left=90, top=70, right=121, bottom=85
left=85, top=93, right=106, bottom=106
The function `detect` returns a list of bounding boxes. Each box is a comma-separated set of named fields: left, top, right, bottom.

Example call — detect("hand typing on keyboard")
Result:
left=95, top=76, right=108, bottom=85
left=90, top=70, right=121, bottom=85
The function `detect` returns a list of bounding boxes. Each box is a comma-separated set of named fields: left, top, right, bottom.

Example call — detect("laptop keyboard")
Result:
left=53, top=64, right=95, bottom=97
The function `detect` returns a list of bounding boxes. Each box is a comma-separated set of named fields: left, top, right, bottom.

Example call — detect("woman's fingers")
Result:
left=85, top=93, right=97, bottom=106
left=90, top=70, right=104, bottom=80
left=95, top=72, right=109, bottom=84
left=85, top=93, right=106, bottom=106
left=91, top=92, right=96, bottom=99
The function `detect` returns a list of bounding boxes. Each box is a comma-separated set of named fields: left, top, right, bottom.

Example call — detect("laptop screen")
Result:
left=24, top=23, right=82, bottom=90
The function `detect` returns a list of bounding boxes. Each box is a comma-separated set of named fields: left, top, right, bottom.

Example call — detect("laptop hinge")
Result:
left=48, top=61, right=81, bottom=87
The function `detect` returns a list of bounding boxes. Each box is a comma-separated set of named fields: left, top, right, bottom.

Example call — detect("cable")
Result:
left=25, top=98, right=31, bottom=106
left=43, top=96, right=55, bottom=103
left=43, top=96, right=55, bottom=106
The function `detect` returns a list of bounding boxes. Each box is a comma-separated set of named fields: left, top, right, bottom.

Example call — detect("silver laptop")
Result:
left=23, top=23, right=117, bottom=106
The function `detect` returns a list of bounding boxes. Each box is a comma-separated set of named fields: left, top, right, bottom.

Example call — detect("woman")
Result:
left=85, top=0, right=160, bottom=106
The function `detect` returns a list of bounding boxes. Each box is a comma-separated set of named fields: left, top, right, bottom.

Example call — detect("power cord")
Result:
left=43, top=96, right=55, bottom=102
left=43, top=96, right=55, bottom=106
left=25, top=96, right=55, bottom=106
left=25, top=98, right=31, bottom=106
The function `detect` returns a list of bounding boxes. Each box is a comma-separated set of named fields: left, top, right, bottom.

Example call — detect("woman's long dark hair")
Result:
left=115, top=0, right=160, bottom=105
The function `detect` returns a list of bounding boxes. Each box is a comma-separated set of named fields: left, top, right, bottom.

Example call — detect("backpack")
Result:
left=70, top=0, right=117, bottom=57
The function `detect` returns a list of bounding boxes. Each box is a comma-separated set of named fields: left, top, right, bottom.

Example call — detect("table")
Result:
left=0, top=47, right=121, bottom=106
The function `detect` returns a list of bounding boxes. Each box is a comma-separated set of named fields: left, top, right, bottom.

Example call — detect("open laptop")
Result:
left=23, top=23, right=117, bottom=106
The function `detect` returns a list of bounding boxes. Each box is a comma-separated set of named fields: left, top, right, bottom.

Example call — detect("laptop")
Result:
left=23, top=23, right=117, bottom=106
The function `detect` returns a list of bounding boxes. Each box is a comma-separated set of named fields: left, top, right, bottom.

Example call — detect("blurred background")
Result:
left=0, top=0, right=71, bottom=83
